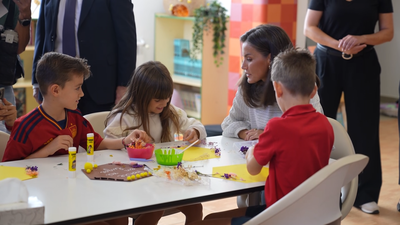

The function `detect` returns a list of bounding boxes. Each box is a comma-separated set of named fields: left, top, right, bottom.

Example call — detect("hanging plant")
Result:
left=191, top=1, right=228, bottom=67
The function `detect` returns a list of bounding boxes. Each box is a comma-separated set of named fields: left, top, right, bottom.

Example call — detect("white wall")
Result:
left=296, top=0, right=308, bottom=49
left=131, top=0, right=164, bottom=66
left=296, top=0, right=399, bottom=99
left=375, top=0, right=400, bottom=99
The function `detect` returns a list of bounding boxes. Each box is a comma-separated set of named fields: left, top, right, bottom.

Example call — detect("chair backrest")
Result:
left=327, top=117, right=357, bottom=219
left=83, top=111, right=110, bottom=138
left=0, top=132, right=10, bottom=160
left=244, top=154, right=368, bottom=225
left=328, top=118, right=355, bottom=159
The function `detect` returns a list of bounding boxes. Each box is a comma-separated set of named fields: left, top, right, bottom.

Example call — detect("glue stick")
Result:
left=68, top=147, right=77, bottom=178
left=87, top=133, right=94, bottom=162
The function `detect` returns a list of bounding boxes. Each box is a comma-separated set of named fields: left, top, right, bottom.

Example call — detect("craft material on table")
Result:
left=82, top=163, right=152, bottom=182
left=181, top=140, right=199, bottom=152
left=211, top=164, right=268, bottom=183
left=154, top=162, right=204, bottom=186
left=180, top=146, right=220, bottom=161
left=155, top=148, right=184, bottom=166
left=0, top=166, right=36, bottom=181
left=126, top=143, right=155, bottom=159
left=130, top=158, right=154, bottom=162
left=233, top=140, right=258, bottom=158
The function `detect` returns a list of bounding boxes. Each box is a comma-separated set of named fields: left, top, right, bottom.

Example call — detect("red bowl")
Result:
left=127, top=143, right=155, bottom=159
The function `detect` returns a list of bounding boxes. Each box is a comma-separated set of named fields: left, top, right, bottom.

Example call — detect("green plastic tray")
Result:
left=155, top=149, right=184, bottom=166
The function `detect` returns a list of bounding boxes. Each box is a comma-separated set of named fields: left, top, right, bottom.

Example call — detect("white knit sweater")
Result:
left=221, top=87, right=324, bottom=138
left=104, top=105, right=207, bottom=143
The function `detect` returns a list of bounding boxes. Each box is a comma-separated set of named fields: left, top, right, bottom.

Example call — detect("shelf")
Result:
left=154, top=13, right=229, bottom=125
left=13, top=80, right=32, bottom=88
left=185, top=110, right=201, bottom=120
left=172, top=75, right=201, bottom=87
left=25, top=45, right=35, bottom=51
left=155, top=13, right=195, bottom=21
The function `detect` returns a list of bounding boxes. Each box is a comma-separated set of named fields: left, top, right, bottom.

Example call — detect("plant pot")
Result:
left=163, top=0, right=206, bottom=16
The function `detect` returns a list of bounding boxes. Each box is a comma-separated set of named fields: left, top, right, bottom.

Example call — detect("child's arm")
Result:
left=97, top=129, right=151, bottom=150
left=183, top=128, right=200, bottom=143
left=246, top=146, right=263, bottom=175
left=25, top=135, right=73, bottom=159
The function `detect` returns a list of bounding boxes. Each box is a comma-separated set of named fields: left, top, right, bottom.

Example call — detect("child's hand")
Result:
left=125, top=130, right=152, bottom=144
left=244, top=129, right=263, bottom=141
left=46, top=135, right=73, bottom=155
left=245, top=146, right=255, bottom=160
left=183, top=128, right=199, bottom=143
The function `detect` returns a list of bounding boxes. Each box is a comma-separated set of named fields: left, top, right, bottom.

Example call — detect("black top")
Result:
left=309, top=0, right=393, bottom=42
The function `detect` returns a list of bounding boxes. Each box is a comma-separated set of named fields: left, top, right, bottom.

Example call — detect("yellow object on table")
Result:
left=212, top=164, right=269, bottom=183
left=180, top=146, right=220, bottom=161
left=0, top=166, right=35, bottom=181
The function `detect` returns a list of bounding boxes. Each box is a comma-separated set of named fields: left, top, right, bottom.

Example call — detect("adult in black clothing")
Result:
left=32, top=0, right=137, bottom=115
left=304, top=0, right=394, bottom=214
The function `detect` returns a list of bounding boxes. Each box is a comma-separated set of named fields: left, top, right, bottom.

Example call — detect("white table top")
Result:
left=0, top=136, right=264, bottom=224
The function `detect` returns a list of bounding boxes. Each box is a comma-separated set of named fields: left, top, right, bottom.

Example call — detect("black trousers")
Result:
left=315, top=48, right=382, bottom=206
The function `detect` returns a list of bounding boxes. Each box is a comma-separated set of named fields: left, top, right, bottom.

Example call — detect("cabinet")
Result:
left=154, top=13, right=229, bottom=125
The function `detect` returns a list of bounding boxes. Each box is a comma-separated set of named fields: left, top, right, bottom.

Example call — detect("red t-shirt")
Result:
left=254, top=104, right=334, bottom=207
left=3, top=106, right=103, bottom=162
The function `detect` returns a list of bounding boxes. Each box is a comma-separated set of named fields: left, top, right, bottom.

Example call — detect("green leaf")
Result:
left=191, top=0, right=228, bottom=67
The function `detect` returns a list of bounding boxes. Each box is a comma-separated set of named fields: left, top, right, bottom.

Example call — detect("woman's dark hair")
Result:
left=105, top=61, right=180, bottom=142
left=240, top=24, right=293, bottom=107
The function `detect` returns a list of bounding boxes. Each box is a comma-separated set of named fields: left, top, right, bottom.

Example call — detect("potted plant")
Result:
left=191, top=1, right=228, bottom=67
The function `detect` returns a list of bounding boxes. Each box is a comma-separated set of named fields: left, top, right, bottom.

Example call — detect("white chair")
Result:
left=83, top=111, right=110, bottom=138
left=328, top=117, right=357, bottom=219
left=0, top=131, right=10, bottom=160
left=244, top=154, right=369, bottom=225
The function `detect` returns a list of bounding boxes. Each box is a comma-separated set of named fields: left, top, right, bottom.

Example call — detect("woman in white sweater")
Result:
left=104, top=61, right=205, bottom=225
left=222, top=24, right=323, bottom=140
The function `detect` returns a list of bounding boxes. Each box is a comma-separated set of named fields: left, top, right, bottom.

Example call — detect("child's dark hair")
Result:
left=105, top=61, right=180, bottom=142
left=35, top=52, right=90, bottom=96
left=271, top=48, right=316, bottom=97
left=239, top=24, right=293, bottom=108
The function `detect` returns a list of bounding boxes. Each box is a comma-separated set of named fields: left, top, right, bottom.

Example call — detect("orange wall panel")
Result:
left=227, top=0, right=297, bottom=108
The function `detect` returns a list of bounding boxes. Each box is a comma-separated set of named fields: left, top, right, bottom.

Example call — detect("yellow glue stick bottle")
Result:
left=68, top=147, right=77, bottom=178
left=87, top=133, right=94, bottom=162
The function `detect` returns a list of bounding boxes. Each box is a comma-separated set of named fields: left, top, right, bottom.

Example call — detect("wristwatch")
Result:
left=18, top=18, right=31, bottom=27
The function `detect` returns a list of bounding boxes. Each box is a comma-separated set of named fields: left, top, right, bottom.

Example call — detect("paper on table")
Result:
left=0, top=166, right=35, bottom=181
left=212, top=164, right=268, bottom=183
left=180, top=146, right=219, bottom=161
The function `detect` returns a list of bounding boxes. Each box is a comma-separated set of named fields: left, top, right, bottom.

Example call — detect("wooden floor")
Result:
left=157, top=116, right=400, bottom=225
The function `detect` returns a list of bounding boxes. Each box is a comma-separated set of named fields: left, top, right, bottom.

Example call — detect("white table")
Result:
left=0, top=136, right=264, bottom=224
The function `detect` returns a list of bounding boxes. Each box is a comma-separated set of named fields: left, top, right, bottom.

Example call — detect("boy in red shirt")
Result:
left=3, top=52, right=149, bottom=162
left=190, top=48, right=334, bottom=225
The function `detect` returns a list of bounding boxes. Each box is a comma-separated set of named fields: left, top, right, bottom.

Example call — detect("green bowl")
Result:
left=155, top=148, right=184, bottom=166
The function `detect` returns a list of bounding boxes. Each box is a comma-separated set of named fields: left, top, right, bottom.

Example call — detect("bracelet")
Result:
left=122, top=137, right=126, bottom=149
